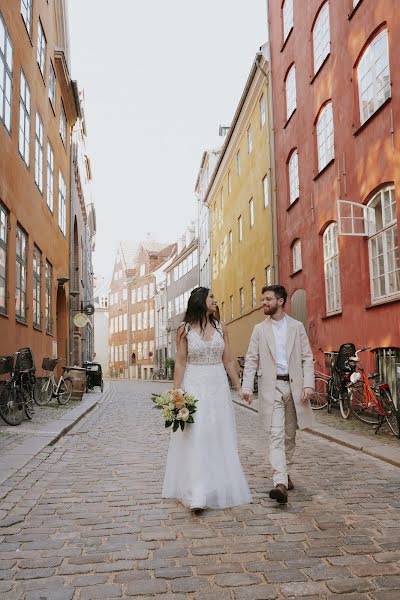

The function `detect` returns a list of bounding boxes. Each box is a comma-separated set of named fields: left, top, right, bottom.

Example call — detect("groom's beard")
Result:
left=264, top=305, right=278, bottom=316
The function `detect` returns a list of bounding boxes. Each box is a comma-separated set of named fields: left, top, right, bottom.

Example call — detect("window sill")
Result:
left=0, top=119, right=12, bottom=138
left=310, top=53, right=330, bottom=85
left=280, top=27, right=293, bottom=52
left=38, top=64, right=46, bottom=86
left=16, top=317, right=28, bottom=326
left=321, top=311, right=342, bottom=320
left=0, top=311, right=8, bottom=319
left=348, top=0, right=364, bottom=20
left=33, top=325, right=42, bottom=332
left=313, top=158, right=335, bottom=181
left=365, top=295, right=400, bottom=310
left=286, top=197, right=299, bottom=212
left=284, top=108, right=296, bottom=130
left=290, top=268, right=302, bottom=278
left=353, top=97, right=391, bottom=137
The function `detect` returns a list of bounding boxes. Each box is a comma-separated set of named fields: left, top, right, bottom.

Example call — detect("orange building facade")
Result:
left=0, top=0, right=79, bottom=364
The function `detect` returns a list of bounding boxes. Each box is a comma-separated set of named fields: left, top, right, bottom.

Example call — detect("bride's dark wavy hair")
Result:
left=182, top=287, right=220, bottom=336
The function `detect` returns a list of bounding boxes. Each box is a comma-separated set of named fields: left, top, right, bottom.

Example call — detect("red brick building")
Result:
left=267, top=0, right=400, bottom=390
left=0, top=0, right=79, bottom=364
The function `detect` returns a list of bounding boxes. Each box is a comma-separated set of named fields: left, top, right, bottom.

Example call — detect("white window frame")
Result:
left=58, top=171, right=66, bottom=236
left=292, top=239, right=302, bottom=273
left=368, top=186, right=399, bottom=303
left=45, top=260, right=52, bottom=333
left=0, top=15, right=13, bottom=133
left=313, top=2, right=330, bottom=74
left=249, top=198, right=254, bottom=227
left=59, top=102, right=66, bottom=146
left=288, top=150, right=299, bottom=204
left=323, top=223, right=341, bottom=314
left=236, top=151, right=240, bottom=176
left=35, top=113, right=44, bottom=192
left=283, top=0, right=294, bottom=42
left=238, top=215, right=243, bottom=242
left=316, top=102, right=334, bottom=172
left=32, top=245, right=41, bottom=327
left=0, top=205, right=8, bottom=313
left=21, top=0, right=32, bottom=36
left=49, top=62, right=56, bottom=108
left=239, top=287, right=244, bottom=314
left=337, top=200, right=375, bottom=236
left=37, top=20, right=46, bottom=76
left=16, top=226, right=27, bottom=321
left=19, top=70, right=31, bottom=166
left=251, top=278, right=256, bottom=308
left=357, top=30, right=391, bottom=126
left=263, top=175, right=269, bottom=208
left=285, top=64, right=296, bottom=121
left=247, top=125, right=252, bottom=154
left=47, top=143, right=54, bottom=211
left=265, top=266, right=272, bottom=286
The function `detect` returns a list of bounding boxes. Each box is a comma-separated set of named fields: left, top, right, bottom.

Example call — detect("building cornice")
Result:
left=55, top=50, right=80, bottom=125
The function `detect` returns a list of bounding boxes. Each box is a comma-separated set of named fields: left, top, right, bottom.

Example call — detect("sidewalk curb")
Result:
left=233, top=398, right=400, bottom=469
left=0, top=394, right=101, bottom=486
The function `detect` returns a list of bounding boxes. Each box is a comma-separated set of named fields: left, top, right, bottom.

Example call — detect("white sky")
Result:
left=68, top=0, right=267, bottom=284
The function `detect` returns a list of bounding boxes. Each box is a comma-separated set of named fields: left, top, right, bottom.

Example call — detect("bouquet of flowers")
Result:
left=151, top=388, right=198, bottom=432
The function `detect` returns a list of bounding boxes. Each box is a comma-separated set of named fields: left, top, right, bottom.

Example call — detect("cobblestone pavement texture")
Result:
left=0, top=380, right=400, bottom=599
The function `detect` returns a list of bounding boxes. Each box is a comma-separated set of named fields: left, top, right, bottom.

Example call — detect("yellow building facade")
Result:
left=206, top=53, right=275, bottom=359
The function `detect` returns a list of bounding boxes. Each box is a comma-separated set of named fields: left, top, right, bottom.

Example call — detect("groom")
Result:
left=242, top=285, right=315, bottom=504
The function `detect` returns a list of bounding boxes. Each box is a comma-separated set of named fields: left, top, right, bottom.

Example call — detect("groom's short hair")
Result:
left=261, top=285, right=287, bottom=306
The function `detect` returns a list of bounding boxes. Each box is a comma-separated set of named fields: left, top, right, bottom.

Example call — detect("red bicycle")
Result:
left=348, top=347, right=400, bottom=438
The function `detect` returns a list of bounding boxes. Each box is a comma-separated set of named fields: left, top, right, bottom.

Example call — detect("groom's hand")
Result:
left=242, top=391, right=253, bottom=405
left=301, top=387, right=314, bottom=403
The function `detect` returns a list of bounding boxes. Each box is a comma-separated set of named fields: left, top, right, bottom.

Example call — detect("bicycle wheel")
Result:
left=310, top=376, right=328, bottom=410
left=380, top=388, right=400, bottom=438
left=33, top=376, right=52, bottom=405
left=23, top=388, right=35, bottom=420
left=349, top=383, right=380, bottom=424
left=327, top=379, right=339, bottom=413
left=339, top=391, right=351, bottom=419
left=0, top=385, right=25, bottom=425
left=58, top=377, right=73, bottom=404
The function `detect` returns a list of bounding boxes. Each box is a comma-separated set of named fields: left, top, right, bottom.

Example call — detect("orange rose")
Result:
left=172, top=390, right=185, bottom=409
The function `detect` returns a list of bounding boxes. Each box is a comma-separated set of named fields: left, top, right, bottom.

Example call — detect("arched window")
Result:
left=368, top=186, right=399, bottom=302
left=316, top=102, right=334, bottom=171
left=292, top=239, right=302, bottom=273
left=288, top=149, right=299, bottom=204
left=323, top=223, right=341, bottom=314
left=313, top=2, right=330, bottom=74
left=282, top=0, right=294, bottom=42
left=285, top=64, right=296, bottom=120
left=357, top=30, right=391, bottom=125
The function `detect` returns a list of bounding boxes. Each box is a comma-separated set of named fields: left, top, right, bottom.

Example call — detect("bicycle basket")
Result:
left=0, top=355, right=14, bottom=375
left=42, top=357, right=58, bottom=371
left=335, top=343, right=356, bottom=373
left=15, top=347, right=35, bottom=373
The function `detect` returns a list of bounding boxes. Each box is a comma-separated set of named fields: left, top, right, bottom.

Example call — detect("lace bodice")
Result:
left=185, top=322, right=225, bottom=365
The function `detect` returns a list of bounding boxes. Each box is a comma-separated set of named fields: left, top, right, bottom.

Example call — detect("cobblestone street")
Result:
left=1, top=380, right=400, bottom=600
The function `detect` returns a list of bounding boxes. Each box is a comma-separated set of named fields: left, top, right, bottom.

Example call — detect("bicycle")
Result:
left=0, top=350, right=35, bottom=425
left=34, top=357, right=73, bottom=406
left=348, top=347, right=400, bottom=438
left=152, top=368, right=166, bottom=381
left=311, top=344, right=357, bottom=419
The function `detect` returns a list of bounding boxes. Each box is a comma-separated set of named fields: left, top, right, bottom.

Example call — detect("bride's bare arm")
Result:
left=173, top=324, right=187, bottom=389
left=221, top=323, right=241, bottom=392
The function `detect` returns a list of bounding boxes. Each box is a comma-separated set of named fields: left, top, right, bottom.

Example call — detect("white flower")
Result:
left=177, top=407, right=189, bottom=421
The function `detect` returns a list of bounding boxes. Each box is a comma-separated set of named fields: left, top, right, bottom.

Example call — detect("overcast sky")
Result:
left=68, top=0, right=267, bottom=284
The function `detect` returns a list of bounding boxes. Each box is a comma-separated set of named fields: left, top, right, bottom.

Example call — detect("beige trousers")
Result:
left=269, top=380, right=298, bottom=487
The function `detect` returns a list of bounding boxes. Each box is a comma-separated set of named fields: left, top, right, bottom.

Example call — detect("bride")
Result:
left=162, top=287, right=252, bottom=511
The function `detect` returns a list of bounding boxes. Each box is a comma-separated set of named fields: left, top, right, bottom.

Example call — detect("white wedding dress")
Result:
left=162, top=322, right=252, bottom=509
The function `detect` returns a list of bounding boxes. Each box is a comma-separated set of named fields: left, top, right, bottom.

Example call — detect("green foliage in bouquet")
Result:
left=151, top=388, right=198, bottom=432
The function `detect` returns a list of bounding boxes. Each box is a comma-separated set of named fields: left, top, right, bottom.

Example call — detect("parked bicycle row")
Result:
left=0, top=350, right=73, bottom=427
left=311, top=344, right=400, bottom=438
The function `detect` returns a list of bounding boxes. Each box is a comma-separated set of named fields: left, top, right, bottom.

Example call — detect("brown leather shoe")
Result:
left=269, top=484, right=288, bottom=504
left=288, top=476, right=294, bottom=491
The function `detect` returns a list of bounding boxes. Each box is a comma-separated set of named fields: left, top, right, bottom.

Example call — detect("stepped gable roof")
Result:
left=119, top=241, right=138, bottom=269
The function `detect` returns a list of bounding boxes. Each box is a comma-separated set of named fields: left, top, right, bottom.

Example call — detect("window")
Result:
left=35, top=114, right=44, bottom=192
left=193, top=251, right=198, bottom=267
left=137, top=286, right=142, bottom=302
left=263, top=175, right=269, bottom=208
left=19, top=71, right=31, bottom=166
left=228, top=171, right=232, bottom=193
left=249, top=198, right=254, bottom=227
left=16, top=226, right=27, bottom=321
left=21, top=0, right=32, bottom=36
left=137, top=312, right=142, bottom=330
left=292, top=239, right=302, bottom=273
left=59, top=102, right=66, bottom=146
left=357, top=30, right=390, bottom=126
left=123, top=313, right=127, bottom=330
left=131, top=314, right=136, bottom=331
left=236, top=151, right=240, bottom=176
left=251, top=278, right=256, bottom=308
left=143, top=341, right=148, bottom=360
left=229, top=230, right=233, bottom=254
left=49, top=62, right=56, bottom=108
left=143, top=285, right=148, bottom=300
left=46, top=143, right=54, bottom=211
left=285, top=64, right=296, bottom=120
left=220, top=189, right=224, bottom=212
left=265, top=266, right=272, bottom=286
left=37, top=21, right=46, bottom=76
left=247, top=126, right=252, bottom=154
left=288, top=150, right=299, bottom=204
left=283, top=0, right=293, bottom=42
left=188, top=253, right=193, bottom=271
left=230, top=295, right=234, bottom=320
left=259, top=94, right=265, bottom=127
left=138, top=343, right=142, bottom=361
left=118, top=314, right=122, bottom=331
left=323, top=223, right=341, bottom=314
left=0, top=15, right=13, bottom=133
left=143, top=310, right=148, bottom=330
left=140, top=263, right=145, bottom=276
left=131, top=288, right=136, bottom=303
left=150, top=309, right=154, bottom=328
left=221, top=301, right=225, bottom=322
left=368, top=186, right=399, bottom=302
left=239, top=288, right=244, bottom=314
left=33, top=246, right=41, bottom=327
left=167, top=300, right=172, bottom=319
left=58, top=172, right=66, bottom=235
left=0, top=205, right=7, bottom=312
left=45, top=260, right=52, bottom=333
left=149, top=282, right=155, bottom=297
left=238, top=216, right=242, bottom=242
left=313, top=2, right=330, bottom=74
left=316, top=102, right=334, bottom=171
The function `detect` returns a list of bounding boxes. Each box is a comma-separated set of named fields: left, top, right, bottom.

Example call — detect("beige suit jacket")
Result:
left=242, top=315, right=316, bottom=431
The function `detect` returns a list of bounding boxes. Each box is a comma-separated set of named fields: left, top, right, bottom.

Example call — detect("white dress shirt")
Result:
left=271, top=315, right=288, bottom=375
